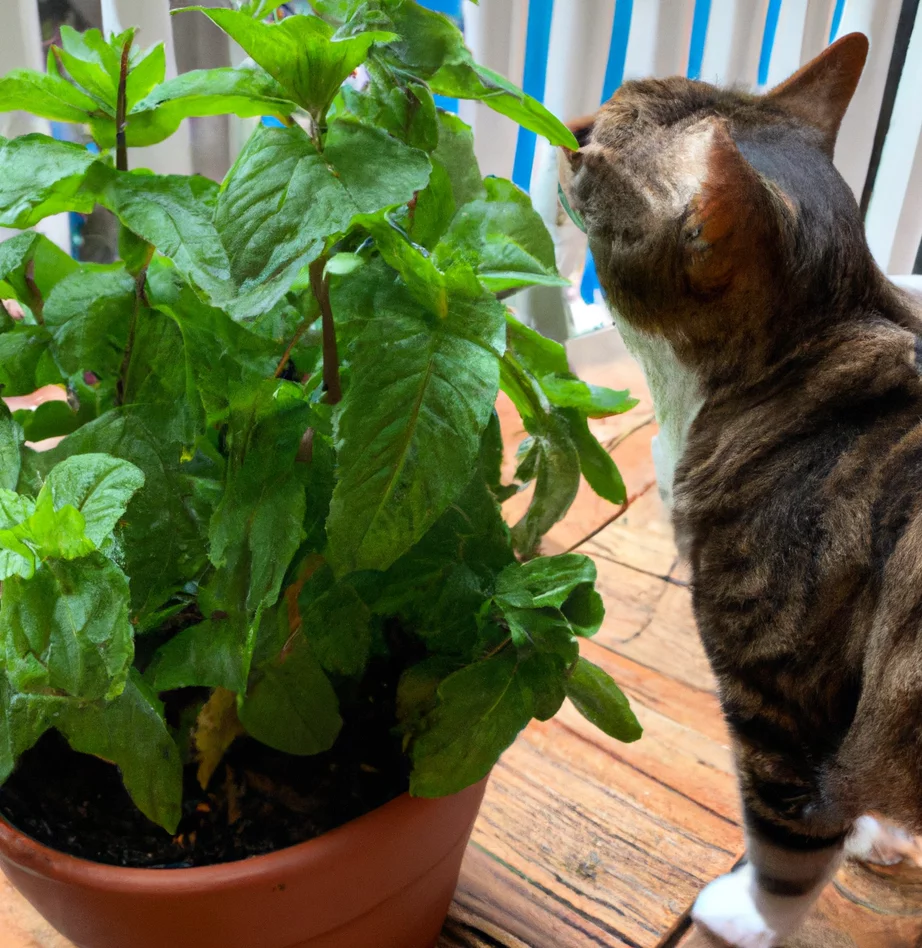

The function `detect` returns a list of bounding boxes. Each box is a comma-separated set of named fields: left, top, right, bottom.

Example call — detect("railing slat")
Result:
left=623, top=0, right=695, bottom=80
left=765, top=0, right=811, bottom=86
left=460, top=0, right=528, bottom=179
left=833, top=0, right=904, bottom=199
left=699, top=0, right=769, bottom=86
left=865, top=1, right=922, bottom=274
left=800, top=0, right=837, bottom=63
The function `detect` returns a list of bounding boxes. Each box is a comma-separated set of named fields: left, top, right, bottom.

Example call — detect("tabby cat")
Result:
left=559, top=33, right=922, bottom=948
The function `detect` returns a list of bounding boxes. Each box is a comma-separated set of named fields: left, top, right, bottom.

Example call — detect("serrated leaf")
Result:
left=435, top=177, right=566, bottom=293
left=20, top=489, right=95, bottom=561
left=147, top=617, right=248, bottom=694
left=238, top=635, right=342, bottom=756
left=566, top=657, right=642, bottom=743
left=0, top=134, right=101, bottom=228
left=327, top=271, right=504, bottom=573
left=93, top=66, right=299, bottom=149
left=341, top=77, right=438, bottom=152
left=179, top=7, right=395, bottom=119
left=0, top=677, right=56, bottom=784
left=41, top=453, right=145, bottom=549
left=0, top=232, right=80, bottom=307
left=541, top=376, right=637, bottom=418
left=0, top=325, right=63, bottom=397
left=0, top=553, right=133, bottom=701
left=495, top=553, right=596, bottom=610
left=409, top=649, right=532, bottom=796
left=213, top=120, right=430, bottom=316
left=99, top=170, right=228, bottom=298
left=0, top=406, right=24, bottom=491
left=506, top=314, right=569, bottom=378
left=43, top=266, right=136, bottom=379
left=301, top=580, right=371, bottom=678
left=562, top=409, right=627, bottom=506
left=58, top=671, right=183, bottom=831
left=23, top=413, right=208, bottom=624
left=510, top=411, right=581, bottom=556
left=0, top=69, right=100, bottom=124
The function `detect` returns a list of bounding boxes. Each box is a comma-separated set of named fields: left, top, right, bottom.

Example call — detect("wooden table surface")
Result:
left=4, top=327, right=922, bottom=948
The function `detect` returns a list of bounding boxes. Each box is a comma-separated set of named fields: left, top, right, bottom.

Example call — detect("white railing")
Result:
left=2, top=0, right=921, bottom=332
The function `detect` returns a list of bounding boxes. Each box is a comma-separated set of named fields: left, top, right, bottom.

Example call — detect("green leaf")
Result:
left=495, top=554, right=596, bottom=610
left=0, top=677, right=56, bottom=784
left=93, top=66, right=299, bottom=149
left=327, top=268, right=504, bottom=573
left=566, top=657, right=642, bottom=743
left=43, top=266, right=135, bottom=379
left=541, top=376, right=637, bottom=418
left=562, top=409, right=627, bottom=506
left=125, top=43, right=167, bottom=110
left=53, top=46, right=117, bottom=113
left=213, top=120, right=430, bottom=316
left=510, top=411, right=581, bottom=556
left=22, top=413, right=209, bottom=623
left=41, top=453, right=145, bottom=548
left=148, top=274, right=280, bottom=423
left=340, top=76, right=439, bottom=152
left=558, top=181, right=586, bottom=233
left=19, top=489, right=96, bottom=561
left=0, top=69, right=100, bottom=125
left=301, top=580, right=371, bottom=678
left=0, top=134, right=101, bottom=228
left=506, top=314, right=569, bottom=378
left=0, top=553, right=134, bottom=701
left=560, top=583, right=605, bottom=638
left=0, top=406, right=24, bottom=491
left=435, top=177, right=566, bottom=293
left=0, top=326, right=63, bottom=397
left=57, top=671, right=183, bottom=832
left=431, top=63, right=578, bottom=149
left=0, top=231, right=80, bottom=305
left=238, top=635, right=342, bottom=756
left=147, top=618, right=248, bottom=694
left=100, top=170, right=228, bottom=298
left=410, top=649, right=532, bottom=796
left=0, top=489, right=36, bottom=581
left=178, top=8, right=395, bottom=119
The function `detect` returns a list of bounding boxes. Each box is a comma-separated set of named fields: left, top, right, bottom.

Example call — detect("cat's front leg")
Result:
left=692, top=816, right=845, bottom=948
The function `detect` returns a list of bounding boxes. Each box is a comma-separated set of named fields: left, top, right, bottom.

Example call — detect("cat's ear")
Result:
left=561, top=114, right=597, bottom=168
left=683, top=121, right=773, bottom=294
left=765, top=32, right=869, bottom=154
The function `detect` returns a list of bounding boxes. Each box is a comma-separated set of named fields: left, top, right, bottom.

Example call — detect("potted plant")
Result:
left=0, top=3, right=641, bottom=946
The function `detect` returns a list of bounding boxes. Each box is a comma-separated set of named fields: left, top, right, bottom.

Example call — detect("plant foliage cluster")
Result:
left=0, top=0, right=640, bottom=834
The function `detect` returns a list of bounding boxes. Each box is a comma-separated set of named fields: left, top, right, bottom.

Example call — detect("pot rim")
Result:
left=0, top=781, right=485, bottom=892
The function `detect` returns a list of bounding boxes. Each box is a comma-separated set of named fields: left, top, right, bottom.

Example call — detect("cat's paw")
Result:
left=846, top=815, right=922, bottom=867
left=692, top=864, right=807, bottom=948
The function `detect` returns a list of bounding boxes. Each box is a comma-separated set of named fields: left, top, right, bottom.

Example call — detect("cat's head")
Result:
left=559, top=34, right=871, bottom=369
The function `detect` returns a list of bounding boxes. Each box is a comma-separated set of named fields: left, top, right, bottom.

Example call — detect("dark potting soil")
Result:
left=0, top=661, right=410, bottom=869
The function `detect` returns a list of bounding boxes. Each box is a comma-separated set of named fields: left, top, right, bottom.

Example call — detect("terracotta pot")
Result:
left=0, top=778, right=487, bottom=948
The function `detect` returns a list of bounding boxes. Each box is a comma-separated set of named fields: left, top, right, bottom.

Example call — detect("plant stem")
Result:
left=273, top=321, right=309, bottom=380
left=115, top=35, right=133, bottom=173
left=24, top=260, right=43, bottom=325
left=115, top=263, right=150, bottom=407
left=310, top=257, right=342, bottom=405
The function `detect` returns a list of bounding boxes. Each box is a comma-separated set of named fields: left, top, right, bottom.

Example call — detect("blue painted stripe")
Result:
left=758, top=0, right=783, bottom=86
left=687, top=0, right=712, bottom=80
left=601, top=0, right=634, bottom=100
left=512, top=0, right=555, bottom=189
left=829, top=0, right=847, bottom=41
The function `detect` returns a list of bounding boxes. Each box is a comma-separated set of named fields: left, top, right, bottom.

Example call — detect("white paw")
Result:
left=846, top=815, right=922, bottom=867
left=692, top=864, right=811, bottom=948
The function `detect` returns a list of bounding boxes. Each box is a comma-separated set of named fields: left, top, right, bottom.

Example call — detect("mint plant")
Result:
left=0, top=0, right=640, bottom=838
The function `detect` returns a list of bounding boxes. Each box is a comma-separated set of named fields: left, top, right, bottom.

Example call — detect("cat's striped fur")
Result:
left=560, top=33, right=922, bottom=947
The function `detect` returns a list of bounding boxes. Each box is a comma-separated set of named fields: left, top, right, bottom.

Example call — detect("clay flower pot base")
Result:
left=0, top=779, right=488, bottom=948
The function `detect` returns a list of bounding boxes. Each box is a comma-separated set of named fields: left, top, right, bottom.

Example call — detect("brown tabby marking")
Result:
left=560, top=33, right=922, bottom=947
